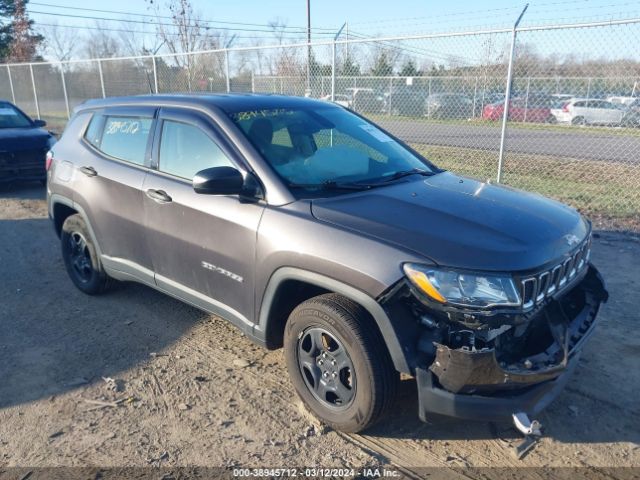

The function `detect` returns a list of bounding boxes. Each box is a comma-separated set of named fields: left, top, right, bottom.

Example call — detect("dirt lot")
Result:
left=0, top=184, right=639, bottom=477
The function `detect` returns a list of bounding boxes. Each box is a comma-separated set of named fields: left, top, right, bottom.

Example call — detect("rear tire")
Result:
left=284, top=293, right=399, bottom=433
left=572, top=116, right=586, bottom=125
left=61, top=214, right=112, bottom=295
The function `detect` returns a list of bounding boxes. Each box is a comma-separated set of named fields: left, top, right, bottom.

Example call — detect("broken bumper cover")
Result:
left=416, top=265, right=607, bottom=422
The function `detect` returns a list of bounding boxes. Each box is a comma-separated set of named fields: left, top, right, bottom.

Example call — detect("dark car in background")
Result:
left=348, top=88, right=385, bottom=114
left=47, top=94, right=607, bottom=433
left=0, top=101, right=56, bottom=184
left=383, top=87, right=427, bottom=116
left=424, top=93, right=474, bottom=119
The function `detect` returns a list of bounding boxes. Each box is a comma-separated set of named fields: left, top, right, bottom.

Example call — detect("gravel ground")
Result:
left=0, top=183, right=639, bottom=477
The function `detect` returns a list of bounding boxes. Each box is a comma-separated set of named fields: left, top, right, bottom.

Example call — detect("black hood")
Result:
left=0, top=127, right=52, bottom=151
left=311, top=172, right=588, bottom=272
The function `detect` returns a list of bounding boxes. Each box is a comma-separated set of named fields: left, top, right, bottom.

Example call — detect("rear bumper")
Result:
left=416, top=266, right=607, bottom=422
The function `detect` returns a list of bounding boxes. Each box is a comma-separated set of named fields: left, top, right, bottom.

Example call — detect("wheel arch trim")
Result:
left=256, top=267, right=410, bottom=373
left=50, top=193, right=103, bottom=258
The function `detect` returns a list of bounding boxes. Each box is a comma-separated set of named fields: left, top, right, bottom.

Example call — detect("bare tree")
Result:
left=146, top=0, right=226, bottom=90
left=39, top=20, right=78, bottom=62
left=83, top=22, right=123, bottom=58
left=267, top=18, right=303, bottom=77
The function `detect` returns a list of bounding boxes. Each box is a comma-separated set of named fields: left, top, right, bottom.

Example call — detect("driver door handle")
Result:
left=79, top=166, right=98, bottom=177
left=145, top=189, right=172, bottom=203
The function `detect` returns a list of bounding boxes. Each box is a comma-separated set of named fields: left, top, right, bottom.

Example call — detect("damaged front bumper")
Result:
left=414, top=265, right=608, bottom=422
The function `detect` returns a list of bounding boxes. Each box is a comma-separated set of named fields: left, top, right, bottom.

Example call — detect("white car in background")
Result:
left=320, top=94, right=351, bottom=108
left=607, top=95, right=638, bottom=107
left=551, top=98, right=625, bottom=125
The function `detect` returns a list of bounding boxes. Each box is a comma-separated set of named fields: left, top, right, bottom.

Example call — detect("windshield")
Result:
left=228, top=105, right=437, bottom=191
left=0, top=104, right=33, bottom=128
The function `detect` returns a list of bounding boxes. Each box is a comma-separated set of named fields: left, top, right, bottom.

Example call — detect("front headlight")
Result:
left=403, top=263, right=521, bottom=308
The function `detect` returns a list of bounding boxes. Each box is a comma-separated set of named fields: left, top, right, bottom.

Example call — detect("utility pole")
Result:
left=306, top=0, right=312, bottom=97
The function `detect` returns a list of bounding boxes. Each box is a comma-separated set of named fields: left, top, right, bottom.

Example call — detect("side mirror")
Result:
left=33, top=119, right=47, bottom=128
left=193, top=166, right=244, bottom=195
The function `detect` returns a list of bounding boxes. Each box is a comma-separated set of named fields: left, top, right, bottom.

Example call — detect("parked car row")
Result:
left=323, top=89, right=640, bottom=127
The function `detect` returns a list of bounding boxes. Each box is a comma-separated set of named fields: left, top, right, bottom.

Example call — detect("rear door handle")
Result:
left=145, top=189, right=172, bottom=203
left=79, top=166, right=97, bottom=177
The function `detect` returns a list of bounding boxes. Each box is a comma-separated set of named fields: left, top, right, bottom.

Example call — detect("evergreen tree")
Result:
left=370, top=51, right=393, bottom=76
left=399, top=59, right=420, bottom=77
left=341, top=55, right=360, bottom=76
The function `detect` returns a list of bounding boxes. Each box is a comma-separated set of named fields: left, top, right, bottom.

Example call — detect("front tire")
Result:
left=284, top=293, right=399, bottom=433
left=61, top=214, right=112, bottom=295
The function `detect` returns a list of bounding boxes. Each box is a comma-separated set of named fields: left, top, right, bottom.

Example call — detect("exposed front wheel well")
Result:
left=263, top=280, right=330, bottom=349
left=53, top=202, right=78, bottom=238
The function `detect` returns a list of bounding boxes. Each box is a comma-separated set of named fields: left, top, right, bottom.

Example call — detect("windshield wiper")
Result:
left=287, top=180, right=373, bottom=191
left=353, top=168, right=434, bottom=187
left=381, top=168, right=434, bottom=182
left=287, top=169, right=434, bottom=191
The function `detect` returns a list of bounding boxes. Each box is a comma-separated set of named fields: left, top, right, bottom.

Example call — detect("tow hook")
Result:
left=511, top=412, right=542, bottom=459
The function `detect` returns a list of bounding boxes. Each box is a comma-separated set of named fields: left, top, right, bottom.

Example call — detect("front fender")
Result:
left=255, top=267, right=411, bottom=374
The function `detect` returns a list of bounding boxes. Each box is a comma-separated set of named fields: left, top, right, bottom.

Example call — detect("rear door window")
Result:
left=158, top=120, right=233, bottom=180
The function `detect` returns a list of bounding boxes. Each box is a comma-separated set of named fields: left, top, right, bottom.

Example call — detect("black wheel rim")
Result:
left=297, top=327, right=356, bottom=409
left=67, top=231, right=93, bottom=283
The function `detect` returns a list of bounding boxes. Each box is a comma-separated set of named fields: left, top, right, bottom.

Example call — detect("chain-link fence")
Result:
left=1, top=18, right=639, bottom=230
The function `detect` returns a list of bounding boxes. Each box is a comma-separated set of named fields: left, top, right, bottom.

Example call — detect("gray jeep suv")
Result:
left=47, top=94, right=607, bottom=433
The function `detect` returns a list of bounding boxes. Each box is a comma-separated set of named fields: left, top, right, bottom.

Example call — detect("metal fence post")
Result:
left=97, top=60, right=106, bottom=98
left=472, top=76, right=478, bottom=118
left=6, top=65, right=15, bottom=104
left=331, top=41, right=336, bottom=101
left=60, top=65, right=70, bottom=120
left=388, top=77, right=392, bottom=116
left=428, top=77, right=432, bottom=117
left=152, top=55, right=159, bottom=94
left=225, top=49, right=231, bottom=93
left=586, top=77, right=592, bottom=105
left=330, top=23, right=346, bottom=102
left=29, top=64, right=40, bottom=119
left=523, top=76, right=531, bottom=123
left=497, top=4, right=528, bottom=184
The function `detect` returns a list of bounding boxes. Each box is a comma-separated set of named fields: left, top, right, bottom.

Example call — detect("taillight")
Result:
left=562, top=102, right=570, bottom=113
left=45, top=150, right=53, bottom=171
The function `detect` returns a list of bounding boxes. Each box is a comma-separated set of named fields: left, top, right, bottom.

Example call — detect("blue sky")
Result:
left=28, top=0, right=640, bottom=39
left=26, top=0, right=640, bottom=63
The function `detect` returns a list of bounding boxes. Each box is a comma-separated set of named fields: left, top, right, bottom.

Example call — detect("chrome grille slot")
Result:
left=520, top=235, right=591, bottom=310
left=522, top=278, right=537, bottom=309
left=559, top=258, right=571, bottom=287
left=548, top=265, right=562, bottom=294
left=536, top=272, right=550, bottom=303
